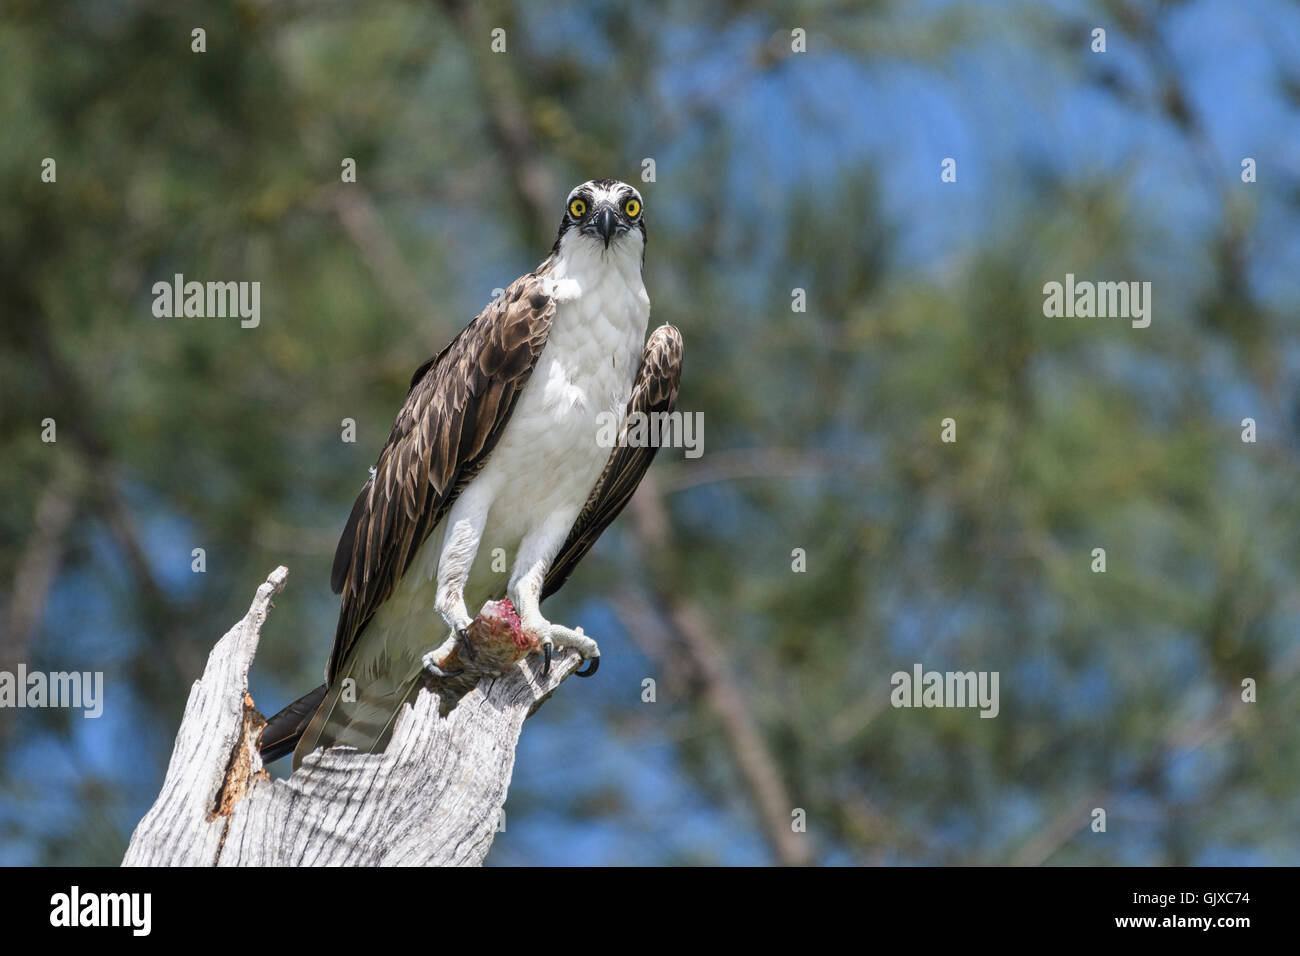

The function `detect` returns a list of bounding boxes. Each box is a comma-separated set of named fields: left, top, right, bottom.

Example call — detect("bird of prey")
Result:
left=260, top=179, right=683, bottom=768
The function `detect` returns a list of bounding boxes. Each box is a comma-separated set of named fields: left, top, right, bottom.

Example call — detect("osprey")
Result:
left=260, top=180, right=683, bottom=768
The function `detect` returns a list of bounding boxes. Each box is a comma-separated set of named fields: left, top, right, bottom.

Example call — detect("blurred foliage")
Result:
left=1, top=0, right=1298, bottom=865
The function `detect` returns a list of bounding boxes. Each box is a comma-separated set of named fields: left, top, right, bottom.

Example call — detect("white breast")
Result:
left=478, top=240, right=651, bottom=543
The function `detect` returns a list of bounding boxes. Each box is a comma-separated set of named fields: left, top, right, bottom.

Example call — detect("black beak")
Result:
left=596, top=206, right=615, bottom=247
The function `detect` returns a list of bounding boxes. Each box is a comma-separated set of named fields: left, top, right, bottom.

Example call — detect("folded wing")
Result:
left=542, top=324, right=684, bottom=601
left=326, top=277, right=556, bottom=683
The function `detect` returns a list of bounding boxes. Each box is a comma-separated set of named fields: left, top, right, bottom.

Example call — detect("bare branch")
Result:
left=1, top=462, right=81, bottom=671
left=629, top=477, right=814, bottom=866
left=123, top=567, right=581, bottom=866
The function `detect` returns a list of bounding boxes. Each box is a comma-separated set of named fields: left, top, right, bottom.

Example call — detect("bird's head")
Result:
left=553, top=179, right=646, bottom=256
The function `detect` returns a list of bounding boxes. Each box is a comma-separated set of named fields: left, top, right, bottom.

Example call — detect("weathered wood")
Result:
left=122, top=566, right=579, bottom=866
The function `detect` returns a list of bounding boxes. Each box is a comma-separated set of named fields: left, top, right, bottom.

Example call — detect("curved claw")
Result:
left=424, top=663, right=464, bottom=680
left=542, top=642, right=553, bottom=677
left=457, top=626, right=477, bottom=662
left=575, top=656, right=600, bottom=677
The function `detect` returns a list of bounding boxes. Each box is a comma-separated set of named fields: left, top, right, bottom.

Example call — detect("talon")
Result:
left=575, top=656, right=600, bottom=678
left=457, top=626, right=477, bottom=662
left=424, top=663, right=464, bottom=679
left=543, top=642, right=552, bottom=677
left=422, top=652, right=463, bottom=680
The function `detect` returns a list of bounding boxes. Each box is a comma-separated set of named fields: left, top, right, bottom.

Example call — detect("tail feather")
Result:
left=285, top=581, right=505, bottom=768
left=292, top=662, right=424, bottom=769
left=258, top=684, right=328, bottom=763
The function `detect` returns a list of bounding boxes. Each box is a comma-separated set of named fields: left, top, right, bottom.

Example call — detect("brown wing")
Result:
left=541, top=324, right=684, bottom=601
left=326, top=275, right=556, bottom=681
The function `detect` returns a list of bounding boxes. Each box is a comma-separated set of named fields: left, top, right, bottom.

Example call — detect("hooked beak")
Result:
left=596, top=205, right=616, bottom=247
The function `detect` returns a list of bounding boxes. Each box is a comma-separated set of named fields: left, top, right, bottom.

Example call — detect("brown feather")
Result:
left=325, top=275, right=557, bottom=682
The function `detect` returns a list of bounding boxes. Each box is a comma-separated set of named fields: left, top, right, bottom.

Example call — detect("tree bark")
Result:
left=122, top=566, right=580, bottom=866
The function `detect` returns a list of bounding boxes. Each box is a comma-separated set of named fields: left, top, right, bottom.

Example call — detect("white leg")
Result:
left=422, top=484, right=491, bottom=676
left=509, top=512, right=600, bottom=671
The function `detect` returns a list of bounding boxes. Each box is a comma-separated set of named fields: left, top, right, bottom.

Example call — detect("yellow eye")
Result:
left=623, top=198, right=641, bottom=218
left=569, top=198, right=587, bottom=218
